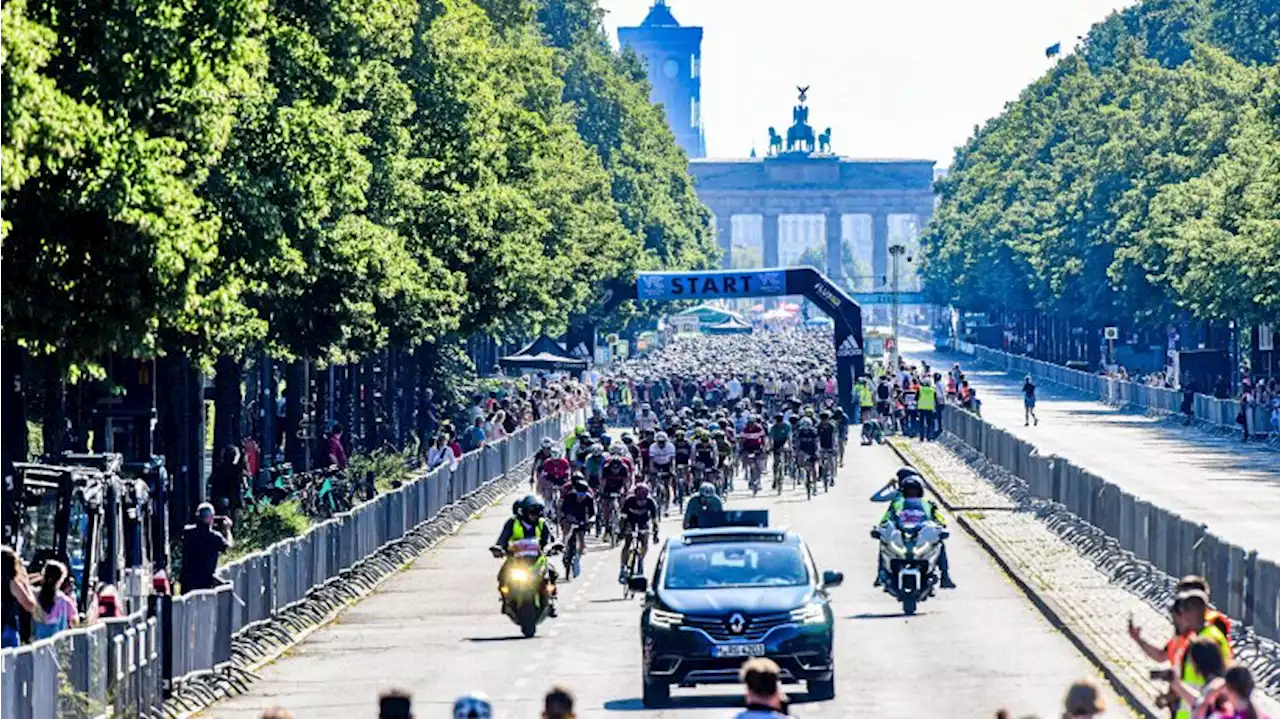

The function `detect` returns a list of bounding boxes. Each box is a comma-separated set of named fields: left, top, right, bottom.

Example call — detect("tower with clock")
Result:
left=618, top=1, right=705, bottom=158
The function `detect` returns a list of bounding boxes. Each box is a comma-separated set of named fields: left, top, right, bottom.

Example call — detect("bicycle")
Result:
left=621, top=524, right=649, bottom=598
left=797, top=451, right=818, bottom=500
left=601, top=493, right=623, bottom=548
left=818, top=449, right=836, bottom=493
left=562, top=519, right=589, bottom=579
left=771, top=449, right=786, bottom=494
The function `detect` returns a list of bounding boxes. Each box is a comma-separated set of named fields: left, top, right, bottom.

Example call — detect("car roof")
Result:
left=676, top=527, right=801, bottom=546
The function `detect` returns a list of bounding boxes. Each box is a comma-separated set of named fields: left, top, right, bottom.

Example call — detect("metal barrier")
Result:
left=0, top=406, right=588, bottom=718
left=939, top=406, right=1280, bottom=691
left=949, top=342, right=1273, bottom=436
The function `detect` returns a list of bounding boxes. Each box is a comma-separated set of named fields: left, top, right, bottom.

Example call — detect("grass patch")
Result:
left=349, top=448, right=416, bottom=493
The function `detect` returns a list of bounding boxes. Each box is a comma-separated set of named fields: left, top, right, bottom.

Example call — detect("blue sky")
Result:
left=600, top=0, right=1133, bottom=166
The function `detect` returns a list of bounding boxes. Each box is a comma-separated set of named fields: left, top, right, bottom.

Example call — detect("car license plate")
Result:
left=714, top=643, right=766, bottom=658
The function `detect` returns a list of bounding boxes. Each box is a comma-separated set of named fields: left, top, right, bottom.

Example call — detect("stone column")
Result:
left=712, top=208, right=732, bottom=268
left=762, top=212, right=780, bottom=268
left=825, top=213, right=843, bottom=281
left=872, top=212, right=890, bottom=290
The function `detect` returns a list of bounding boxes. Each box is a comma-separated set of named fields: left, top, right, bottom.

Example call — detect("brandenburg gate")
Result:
left=689, top=88, right=936, bottom=289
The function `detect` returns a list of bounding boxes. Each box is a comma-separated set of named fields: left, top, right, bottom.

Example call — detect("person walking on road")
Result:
left=732, top=658, right=788, bottom=718
left=1022, top=375, right=1039, bottom=426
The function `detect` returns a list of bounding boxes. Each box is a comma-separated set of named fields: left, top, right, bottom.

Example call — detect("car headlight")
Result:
left=790, top=602, right=826, bottom=625
left=506, top=567, right=530, bottom=585
left=648, top=608, right=684, bottom=629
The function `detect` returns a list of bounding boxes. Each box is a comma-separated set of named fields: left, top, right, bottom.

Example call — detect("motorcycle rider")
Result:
left=618, top=483, right=660, bottom=582
left=874, top=474, right=956, bottom=589
left=490, top=496, right=561, bottom=616
left=683, top=481, right=724, bottom=529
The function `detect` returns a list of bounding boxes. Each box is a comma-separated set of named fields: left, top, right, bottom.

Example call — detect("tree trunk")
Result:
left=213, top=356, right=243, bottom=455
left=2, top=342, right=29, bottom=465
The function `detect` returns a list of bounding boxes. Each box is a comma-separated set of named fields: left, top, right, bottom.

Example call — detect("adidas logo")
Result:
left=837, top=336, right=863, bottom=357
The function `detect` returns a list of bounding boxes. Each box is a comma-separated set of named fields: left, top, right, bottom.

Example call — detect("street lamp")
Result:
left=889, top=242, right=908, bottom=370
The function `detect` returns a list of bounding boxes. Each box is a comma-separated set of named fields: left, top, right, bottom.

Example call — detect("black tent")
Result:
left=498, top=335, right=589, bottom=374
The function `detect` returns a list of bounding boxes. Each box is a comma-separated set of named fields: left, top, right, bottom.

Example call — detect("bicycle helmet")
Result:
left=655, top=431, right=669, bottom=442
left=698, top=482, right=717, bottom=498
left=899, top=476, right=925, bottom=499
left=541, top=437, right=553, bottom=449
left=621, top=433, right=634, bottom=444
left=453, top=692, right=492, bottom=719
left=590, top=443, right=604, bottom=455
left=516, top=495, right=546, bottom=522
left=609, top=443, right=626, bottom=456
left=572, top=478, right=590, bottom=493
left=633, top=483, right=651, bottom=500
left=549, top=444, right=563, bottom=459
left=641, top=403, right=651, bottom=411
left=819, top=411, right=831, bottom=420
left=798, top=418, right=813, bottom=429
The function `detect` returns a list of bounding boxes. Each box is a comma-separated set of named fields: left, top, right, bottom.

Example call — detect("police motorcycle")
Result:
left=489, top=498, right=563, bottom=638
left=870, top=492, right=948, bottom=616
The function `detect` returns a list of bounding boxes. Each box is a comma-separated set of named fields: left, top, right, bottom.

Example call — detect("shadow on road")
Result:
left=846, top=611, right=916, bottom=620
left=463, top=634, right=530, bottom=643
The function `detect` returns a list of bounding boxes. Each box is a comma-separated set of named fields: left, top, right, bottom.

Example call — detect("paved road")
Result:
left=898, top=337, right=1280, bottom=563
left=208, top=442, right=1126, bottom=718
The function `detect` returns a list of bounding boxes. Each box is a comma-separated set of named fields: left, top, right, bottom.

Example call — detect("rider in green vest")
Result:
left=874, top=473, right=956, bottom=589
left=491, top=495, right=561, bottom=616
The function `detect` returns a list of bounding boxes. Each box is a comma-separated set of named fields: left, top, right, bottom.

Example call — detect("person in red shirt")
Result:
left=325, top=424, right=348, bottom=469
left=538, top=445, right=571, bottom=516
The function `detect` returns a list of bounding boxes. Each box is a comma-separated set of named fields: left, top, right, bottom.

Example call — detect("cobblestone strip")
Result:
left=890, top=436, right=1280, bottom=717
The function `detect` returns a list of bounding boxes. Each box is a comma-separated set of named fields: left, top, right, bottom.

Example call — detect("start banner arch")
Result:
left=569, top=267, right=865, bottom=413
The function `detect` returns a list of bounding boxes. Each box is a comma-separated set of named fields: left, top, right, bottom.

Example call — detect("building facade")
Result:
left=617, top=1, right=705, bottom=158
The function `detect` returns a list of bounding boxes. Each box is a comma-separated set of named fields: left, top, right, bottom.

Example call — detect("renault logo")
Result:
left=728, top=613, right=747, bottom=634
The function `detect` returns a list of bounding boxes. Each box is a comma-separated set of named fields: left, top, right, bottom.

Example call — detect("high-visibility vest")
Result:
left=858, top=385, right=874, bottom=407
left=508, top=520, right=545, bottom=558
left=918, top=386, right=937, bottom=411
left=1174, top=624, right=1232, bottom=719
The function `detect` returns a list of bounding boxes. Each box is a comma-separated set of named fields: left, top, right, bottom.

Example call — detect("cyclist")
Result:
left=618, top=483, right=659, bottom=583
left=583, top=443, right=606, bottom=491
left=739, top=413, right=767, bottom=486
left=635, top=402, right=659, bottom=434
left=831, top=404, right=849, bottom=467
left=621, top=432, right=642, bottom=467
left=558, top=477, right=595, bottom=573
left=768, top=413, right=791, bottom=476
left=538, top=444, right=572, bottom=516
left=793, top=417, right=820, bottom=487
left=816, top=411, right=838, bottom=487
left=588, top=407, right=608, bottom=438
left=531, top=437, right=555, bottom=486
left=714, top=428, right=734, bottom=490
left=691, top=429, right=719, bottom=491
left=673, top=429, right=694, bottom=493
left=648, top=431, right=677, bottom=507
left=598, top=444, right=633, bottom=535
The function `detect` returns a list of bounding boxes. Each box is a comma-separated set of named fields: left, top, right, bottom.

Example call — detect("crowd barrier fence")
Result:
left=949, top=341, right=1273, bottom=436
left=942, top=406, right=1279, bottom=644
left=1, top=406, right=587, bottom=718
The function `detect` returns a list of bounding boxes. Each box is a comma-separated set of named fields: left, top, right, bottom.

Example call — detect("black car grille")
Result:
left=683, top=611, right=794, bottom=641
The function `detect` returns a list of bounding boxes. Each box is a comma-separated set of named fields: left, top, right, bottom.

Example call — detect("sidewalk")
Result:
left=893, top=437, right=1280, bottom=717
left=899, top=337, right=1280, bottom=564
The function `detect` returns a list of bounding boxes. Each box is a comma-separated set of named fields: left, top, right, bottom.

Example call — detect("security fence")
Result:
left=1, top=407, right=586, bottom=718
left=957, top=342, right=1273, bottom=437
left=943, top=407, right=1280, bottom=651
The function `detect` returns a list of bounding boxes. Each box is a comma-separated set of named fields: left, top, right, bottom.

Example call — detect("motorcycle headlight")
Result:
left=885, top=539, right=907, bottom=558
left=648, top=608, right=684, bottom=629
left=790, top=602, right=826, bottom=625
left=912, top=540, right=932, bottom=557
left=506, top=567, right=530, bottom=585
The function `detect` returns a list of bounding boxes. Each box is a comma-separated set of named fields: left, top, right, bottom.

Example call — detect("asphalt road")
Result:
left=208, top=441, right=1127, bottom=718
left=897, top=336, right=1280, bottom=563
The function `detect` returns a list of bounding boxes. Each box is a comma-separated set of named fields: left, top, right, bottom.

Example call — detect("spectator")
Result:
left=1213, top=375, right=1230, bottom=400
left=2, top=545, right=41, bottom=647
left=32, top=560, right=78, bottom=640
left=209, top=444, right=245, bottom=522
left=323, top=423, right=348, bottom=470
left=733, top=657, right=788, bottom=718
left=380, top=688, right=415, bottom=719
left=1061, top=678, right=1105, bottom=718
left=1204, top=665, right=1267, bottom=719
left=1181, top=376, right=1198, bottom=425
left=466, top=416, right=487, bottom=451
left=490, top=410, right=508, bottom=440
left=427, top=434, right=456, bottom=472
left=543, top=685, right=576, bottom=719
left=447, top=426, right=464, bottom=459
left=451, top=690, right=490, bottom=719
left=1023, top=374, right=1039, bottom=427
left=1170, top=635, right=1229, bottom=717
left=179, top=503, right=233, bottom=592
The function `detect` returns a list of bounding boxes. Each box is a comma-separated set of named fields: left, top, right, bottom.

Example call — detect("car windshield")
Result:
left=664, top=542, right=809, bottom=589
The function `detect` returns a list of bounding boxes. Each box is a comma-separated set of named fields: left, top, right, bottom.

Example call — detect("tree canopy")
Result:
left=920, top=0, right=1279, bottom=328
left=2, top=0, right=718, bottom=372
